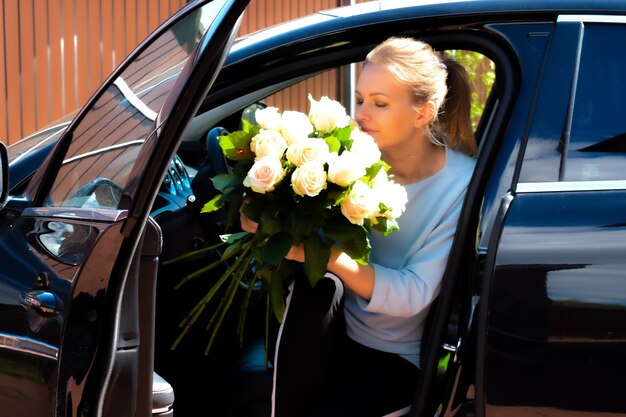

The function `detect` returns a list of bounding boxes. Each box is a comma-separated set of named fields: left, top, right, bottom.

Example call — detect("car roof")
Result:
left=320, top=0, right=626, bottom=16
left=230, top=0, right=626, bottom=62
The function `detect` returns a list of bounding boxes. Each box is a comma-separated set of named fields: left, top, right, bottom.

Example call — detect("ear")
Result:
left=414, top=101, right=436, bottom=128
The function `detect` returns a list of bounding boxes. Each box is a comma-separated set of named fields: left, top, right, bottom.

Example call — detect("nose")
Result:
left=355, top=103, right=367, bottom=123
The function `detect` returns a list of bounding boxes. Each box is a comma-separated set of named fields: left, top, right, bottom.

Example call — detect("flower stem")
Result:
left=236, top=267, right=258, bottom=347
left=203, top=250, right=253, bottom=355
left=170, top=243, right=252, bottom=350
left=162, top=240, right=228, bottom=265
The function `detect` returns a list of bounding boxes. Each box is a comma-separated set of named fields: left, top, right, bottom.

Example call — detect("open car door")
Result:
left=0, top=1, right=249, bottom=416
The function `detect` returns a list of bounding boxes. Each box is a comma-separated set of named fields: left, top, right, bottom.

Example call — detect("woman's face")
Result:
left=355, top=62, right=425, bottom=152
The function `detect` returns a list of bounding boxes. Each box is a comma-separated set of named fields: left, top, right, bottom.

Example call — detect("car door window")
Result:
left=564, top=23, right=626, bottom=181
left=41, top=4, right=217, bottom=210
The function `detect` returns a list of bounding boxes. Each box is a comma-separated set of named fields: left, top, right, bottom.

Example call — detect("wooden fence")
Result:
left=0, top=0, right=356, bottom=145
left=0, top=0, right=189, bottom=144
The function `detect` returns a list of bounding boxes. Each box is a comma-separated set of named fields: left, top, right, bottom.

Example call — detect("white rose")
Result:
left=350, top=129, right=381, bottom=167
left=286, top=138, right=330, bottom=167
left=308, top=94, right=351, bottom=133
left=250, top=129, right=288, bottom=160
left=243, top=156, right=285, bottom=194
left=370, top=170, right=408, bottom=219
left=291, top=162, right=327, bottom=197
left=327, top=150, right=367, bottom=187
left=326, top=151, right=339, bottom=165
left=281, top=110, right=314, bottom=145
left=383, top=181, right=409, bottom=219
left=255, top=107, right=282, bottom=130
left=341, top=180, right=379, bottom=225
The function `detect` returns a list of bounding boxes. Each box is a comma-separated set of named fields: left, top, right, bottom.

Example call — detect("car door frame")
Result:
left=0, top=1, right=249, bottom=416
left=475, top=14, right=626, bottom=417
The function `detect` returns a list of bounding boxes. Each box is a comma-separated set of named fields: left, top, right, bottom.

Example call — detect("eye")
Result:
left=375, top=102, right=387, bottom=108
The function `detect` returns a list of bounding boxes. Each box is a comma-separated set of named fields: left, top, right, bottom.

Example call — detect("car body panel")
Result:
left=485, top=189, right=626, bottom=415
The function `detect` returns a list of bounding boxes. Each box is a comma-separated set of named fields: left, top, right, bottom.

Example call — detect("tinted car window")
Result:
left=564, top=23, right=626, bottom=181
left=42, top=6, right=211, bottom=209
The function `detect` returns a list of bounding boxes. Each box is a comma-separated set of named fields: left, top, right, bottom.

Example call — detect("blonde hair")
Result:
left=365, top=37, right=476, bottom=157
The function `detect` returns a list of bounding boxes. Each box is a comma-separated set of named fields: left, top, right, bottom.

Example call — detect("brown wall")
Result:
left=0, top=0, right=358, bottom=146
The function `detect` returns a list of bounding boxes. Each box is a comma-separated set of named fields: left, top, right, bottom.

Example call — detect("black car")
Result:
left=1, top=0, right=626, bottom=416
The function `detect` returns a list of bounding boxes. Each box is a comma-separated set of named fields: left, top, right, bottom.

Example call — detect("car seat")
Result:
left=153, top=371, right=175, bottom=416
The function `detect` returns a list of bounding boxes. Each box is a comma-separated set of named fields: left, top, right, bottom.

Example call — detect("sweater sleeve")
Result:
left=366, top=195, right=463, bottom=317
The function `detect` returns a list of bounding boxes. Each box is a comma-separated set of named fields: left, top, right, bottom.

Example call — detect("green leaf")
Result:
left=364, top=162, right=385, bottom=181
left=225, top=188, right=245, bottom=229
left=250, top=242, right=265, bottom=261
left=268, top=269, right=287, bottom=322
left=259, top=205, right=282, bottom=236
left=201, top=194, right=224, bottom=213
left=220, top=232, right=250, bottom=244
left=211, top=174, right=242, bottom=192
left=336, top=125, right=352, bottom=142
left=324, top=135, right=341, bottom=153
left=322, top=217, right=359, bottom=242
left=303, top=233, right=330, bottom=287
left=382, top=218, right=400, bottom=236
left=219, top=130, right=255, bottom=161
left=242, top=196, right=263, bottom=223
left=240, top=118, right=261, bottom=136
left=369, top=217, right=400, bottom=236
left=222, top=240, right=243, bottom=260
left=286, top=211, right=317, bottom=243
left=339, top=226, right=370, bottom=264
left=261, top=232, right=293, bottom=266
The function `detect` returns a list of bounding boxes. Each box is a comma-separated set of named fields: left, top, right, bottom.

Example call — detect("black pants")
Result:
left=272, top=273, right=420, bottom=417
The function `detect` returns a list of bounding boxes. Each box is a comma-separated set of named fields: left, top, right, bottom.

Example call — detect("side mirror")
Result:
left=0, top=141, right=8, bottom=209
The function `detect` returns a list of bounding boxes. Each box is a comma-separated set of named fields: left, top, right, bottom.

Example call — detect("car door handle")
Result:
left=20, top=290, right=63, bottom=316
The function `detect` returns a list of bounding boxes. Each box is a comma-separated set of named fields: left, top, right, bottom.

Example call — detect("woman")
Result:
left=241, top=37, right=476, bottom=417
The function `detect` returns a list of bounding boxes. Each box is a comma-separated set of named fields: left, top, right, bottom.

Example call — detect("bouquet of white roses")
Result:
left=170, top=95, right=408, bottom=354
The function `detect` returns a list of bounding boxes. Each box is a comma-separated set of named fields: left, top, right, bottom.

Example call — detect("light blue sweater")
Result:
left=344, top=148, right=476, bottom=367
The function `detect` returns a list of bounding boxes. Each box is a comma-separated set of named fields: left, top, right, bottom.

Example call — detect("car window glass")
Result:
left=42, top=2, right=223, bottom=210
left=564, top=23, right=626, bottom=181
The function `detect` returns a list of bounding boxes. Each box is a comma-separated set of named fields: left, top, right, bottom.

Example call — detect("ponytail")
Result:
left=438, top=57, right=477, bottom=157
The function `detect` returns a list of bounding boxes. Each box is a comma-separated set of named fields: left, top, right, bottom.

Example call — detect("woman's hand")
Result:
left=239, top=210, right=259, bottom=233
left=240, top=202, right=305, bottom=263
left=285, top=244, right=305, bottom=263
left=239, top=197, right=258, bottom=233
